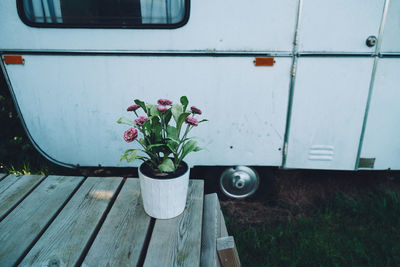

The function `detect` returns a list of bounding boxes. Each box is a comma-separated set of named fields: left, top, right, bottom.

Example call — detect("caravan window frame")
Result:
left=16, top=0, right=190, bottom=29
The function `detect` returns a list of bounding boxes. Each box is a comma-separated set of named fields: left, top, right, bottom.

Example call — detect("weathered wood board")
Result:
left=201, top=193, right=221, bottom=267
left=0, top=175, right=84, bottom=266
left=20, top=177, right=123, bottom=266
left=200, top=193, right=229, bottom=267
left=0, top=173, right=7, bottom=180
left=83, top=178, right=151, bottom=266
left=217, top=236, right=241, bottom=267
left=0, top=174, right=45, bottom=219
left=144, top=179, right=204, bottom=267
left=219, top=210, right=229, bottom=238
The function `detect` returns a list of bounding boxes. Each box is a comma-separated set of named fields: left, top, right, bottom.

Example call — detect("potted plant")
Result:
left=117, top=96, right=207, bottom=219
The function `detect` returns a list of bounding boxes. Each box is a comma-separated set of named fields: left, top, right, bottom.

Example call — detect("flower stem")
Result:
left=176, top=125, right=192, bottom=165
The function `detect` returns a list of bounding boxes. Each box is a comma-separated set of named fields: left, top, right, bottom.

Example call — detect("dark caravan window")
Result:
left=18, top=0, right=189, bottom=28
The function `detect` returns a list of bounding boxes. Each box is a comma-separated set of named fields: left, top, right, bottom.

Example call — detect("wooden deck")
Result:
left=0, top=174, right=204, bottom=266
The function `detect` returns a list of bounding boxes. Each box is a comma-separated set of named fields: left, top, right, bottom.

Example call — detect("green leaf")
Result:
left=180, top=96, right=189, bottom=111
left=143, top=120, right=151, bottom=133
left=177, top=112, right=191, bottom=132
left=117, top=117, right=134, bottom=126
left=193, top=146, right=202, bottom=152
left=134, top=99, right=147, bottom=114
left=120, top=149, right=143, bottom=162
left=171, top=104, right=183, bottom=124
left=148, top=104, right=160, bottom=116
left=158, top=158, right=175, bottom=172
left=147, top=143, right=165, bottom=150
left=199, top=119, right=209, bottom=123
left=167, top=126, right=178, bottom=140
left=138, top=138, right=146, bottom=147
left=151, top=116, right=161, bottom=125
left=167, top=138, right=180, bottom=147
left=151, top=117, right=162, bottom=142
left=180, top=140, right=199, bottom=161
left=165, top=109, right=173, bottom=125
left=167, top=141, right=178, bottom=153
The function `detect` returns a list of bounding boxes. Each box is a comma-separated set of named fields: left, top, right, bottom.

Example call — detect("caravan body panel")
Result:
left=0, top=0, right=298, bottom=52
left=360, top=59, right=400, bottom=170
left=285, top=57, right=374, bottom=170
left=381, top=0, right=400, bottom=53
left=4, top=55, right=291, bottom=167
left=298, top=0, right=385, bottom=53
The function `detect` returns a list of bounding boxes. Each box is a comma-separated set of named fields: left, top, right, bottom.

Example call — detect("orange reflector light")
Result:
left=254, top=57, right=275, bottom=67
left=3, top=55, right=24, bottom=65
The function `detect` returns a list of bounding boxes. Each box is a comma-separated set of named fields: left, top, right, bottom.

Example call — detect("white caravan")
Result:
left=1, top=0, right=399, bottom=173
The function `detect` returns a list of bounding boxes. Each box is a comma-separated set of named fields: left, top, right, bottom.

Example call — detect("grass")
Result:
left=226, top=190, right=400, bottom=266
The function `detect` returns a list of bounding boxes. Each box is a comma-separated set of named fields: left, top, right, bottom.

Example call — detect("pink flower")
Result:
left=157, top=105, right=168, bottom=112
left=124, top=128, right=138, bottom=142
left=127, top=104, right=140, bottom=111
left=185, top=116, right=199, bottom=127
left=190, top=106, right=202, bottom=115
left=135, top=116, right=148, bottom=127
left=157, top=99, right=173, bottom=106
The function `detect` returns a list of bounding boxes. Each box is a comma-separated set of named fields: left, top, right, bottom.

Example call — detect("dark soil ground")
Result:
left=218, top=168, right=400, bottom=226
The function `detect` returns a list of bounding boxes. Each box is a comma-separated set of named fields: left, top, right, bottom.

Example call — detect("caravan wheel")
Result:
left=219, top=166, right=259, bottom=199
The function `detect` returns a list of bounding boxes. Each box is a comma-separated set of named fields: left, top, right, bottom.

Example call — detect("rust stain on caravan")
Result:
left=253, top=57, right=275, bottom=67
left=3, top=55, right=24, bottom=65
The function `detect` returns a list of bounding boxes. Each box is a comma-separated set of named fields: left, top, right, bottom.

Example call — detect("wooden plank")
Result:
left=201, top=193, right=220, bottom=267
left=217, top=236, right=241, bottom=267
left=0, top=174, right=45, bottom=219
left=0, top=173, right=7, bottom=181
left=200, top=193, right=230, bottom=267
left=0, top=175, right=84, bottom=266
left=216, top=194, right=229, bottom=238
left=219, top=209, right=229, bottom=238
left=144, top=179, right=204, bottom=267
left=20, top=177, right=123, bottom=266
left=83, top=178, right=151, bottom=266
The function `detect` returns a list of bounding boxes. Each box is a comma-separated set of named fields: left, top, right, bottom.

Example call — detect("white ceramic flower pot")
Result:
left=138, top=162, right=189, bottom=219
